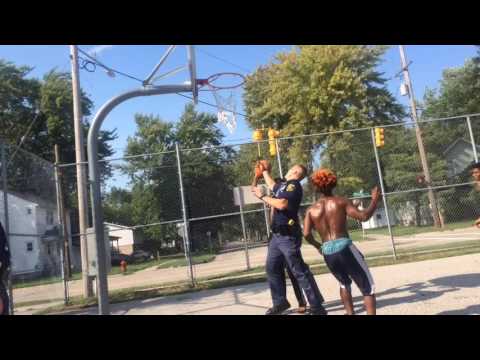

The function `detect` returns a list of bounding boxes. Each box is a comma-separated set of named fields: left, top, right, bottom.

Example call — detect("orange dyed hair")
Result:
left=311, top=168, right=337, bottom=192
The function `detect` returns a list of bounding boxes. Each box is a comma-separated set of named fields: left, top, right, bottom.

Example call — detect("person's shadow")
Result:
left=323, top=273, right=480, bottom=315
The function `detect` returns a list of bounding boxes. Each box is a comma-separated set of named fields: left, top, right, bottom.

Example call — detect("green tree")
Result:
left=0, top=63, right=117, bottom=198
left=244, top=46, right=404, bottom=133
left=419, top=47, right=480, bottom=224
left=423, top=47, right=480, bottom=118
left=0, top=60, right=41, bottom=146
left=122, top=105, right=237, bottom=252
left=103, top=187, right=134, bottom=226
left=243, top=45, right=405, bottom=197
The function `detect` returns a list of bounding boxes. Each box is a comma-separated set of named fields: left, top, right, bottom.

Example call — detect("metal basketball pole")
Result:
left=87, top=85, right=192, bottom=315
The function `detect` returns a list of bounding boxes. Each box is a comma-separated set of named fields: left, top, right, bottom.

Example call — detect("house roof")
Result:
left=443, top=138, right=480, bottom=156
left=104, top=222, right=134, bottom=230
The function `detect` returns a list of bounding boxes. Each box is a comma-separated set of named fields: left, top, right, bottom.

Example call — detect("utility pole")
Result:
left=70, top=45, right=94, bottom=297
left=399, top=45, right=442, bottom=228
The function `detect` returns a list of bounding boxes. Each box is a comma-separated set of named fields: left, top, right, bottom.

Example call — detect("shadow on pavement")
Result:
left=323, top=273, right=480, bottom=315
left=62, top=272, right=480, bottom=315
left=436, top=304, right=480, bottom=315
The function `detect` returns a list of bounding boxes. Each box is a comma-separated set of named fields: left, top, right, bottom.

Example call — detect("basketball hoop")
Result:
left=197, top=72, right=246, bottom=134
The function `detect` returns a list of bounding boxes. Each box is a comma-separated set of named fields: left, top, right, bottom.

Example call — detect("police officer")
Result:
left=252, top=162, right=327, bottom=315
left=270, top=177, right=307, bottom=313
left=0, top=220, right=10, bottom=315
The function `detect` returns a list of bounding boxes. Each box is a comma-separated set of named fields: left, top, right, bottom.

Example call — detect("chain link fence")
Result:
left=1, top=141, right=68, bottom=314
left=3, top=113, right=480, bottom=312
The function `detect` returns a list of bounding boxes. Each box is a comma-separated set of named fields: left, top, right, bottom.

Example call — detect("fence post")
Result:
left=466, top=116, right=478, bottom=163
left=175, top=143, right=195, bottom=287
left=371, top=128, right=397, bottom=260
left=54, top=145, right=70, bottom=305
left=237, top=188, right=251, bottom=270
left=1, top=140, right=13, bottom=314
left=275, top=138, right=284, bottom=179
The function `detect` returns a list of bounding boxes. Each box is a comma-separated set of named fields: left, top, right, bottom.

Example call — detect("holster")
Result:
left=271, top=224, right=300, bottom=237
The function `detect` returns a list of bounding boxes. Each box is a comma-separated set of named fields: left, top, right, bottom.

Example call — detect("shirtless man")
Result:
left=303, top=168, right=380, bottom=315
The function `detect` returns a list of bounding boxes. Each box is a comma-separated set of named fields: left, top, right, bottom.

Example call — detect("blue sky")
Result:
left=1, top=45, right=477, bottom=154
left=1, top=45, right=478, bottom=189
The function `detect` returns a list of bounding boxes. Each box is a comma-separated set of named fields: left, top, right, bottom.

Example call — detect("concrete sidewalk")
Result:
left=57, top=253, right=480, bottom=315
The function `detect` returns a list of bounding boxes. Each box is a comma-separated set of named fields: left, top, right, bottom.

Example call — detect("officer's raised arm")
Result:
left=252, top=186, right=288, bottom=210
left=262, top=167, right=276, bottom=191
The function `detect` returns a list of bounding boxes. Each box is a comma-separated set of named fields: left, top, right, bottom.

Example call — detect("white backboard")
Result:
left=233, top=185, right=268, bottom=206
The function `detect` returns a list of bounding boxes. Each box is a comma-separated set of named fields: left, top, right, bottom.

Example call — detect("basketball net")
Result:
left=210, top=86, right=237, bottom=134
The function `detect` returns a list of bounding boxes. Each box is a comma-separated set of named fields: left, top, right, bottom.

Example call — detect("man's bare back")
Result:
left=304, top=187, right=381, bottom=246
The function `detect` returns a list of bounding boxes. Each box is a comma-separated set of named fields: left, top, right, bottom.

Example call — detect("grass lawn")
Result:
left=33, top=240, right=480, bottom=315
left=156, top=254, right=216, bottom=269
left=347, top=219, right=475, bottom=241
left=13, top=253, right=216, bottom=290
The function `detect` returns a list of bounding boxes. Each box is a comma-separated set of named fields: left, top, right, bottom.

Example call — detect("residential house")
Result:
left=359, top=204, right=397, bottom=230
left=0, top=191, right=72, bottom=278
left=105, top=222, right=142, bottom=255
left=443, top=138, right=479, bottom=177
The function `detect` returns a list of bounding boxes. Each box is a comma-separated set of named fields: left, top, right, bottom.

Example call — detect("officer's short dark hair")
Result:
left=471, top=162, right=480, bottom=171
left=296, top=165, right=308, bottom=180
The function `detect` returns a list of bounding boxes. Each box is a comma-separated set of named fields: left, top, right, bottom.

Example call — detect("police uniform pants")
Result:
left=266, top=232, right=324, bottom=310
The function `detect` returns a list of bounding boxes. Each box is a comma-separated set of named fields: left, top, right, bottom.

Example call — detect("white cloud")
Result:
left=88, top=45, right=114, bottom=57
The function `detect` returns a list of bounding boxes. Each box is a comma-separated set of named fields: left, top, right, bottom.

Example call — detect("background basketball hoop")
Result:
left=197, top=72, right=246, bottom=134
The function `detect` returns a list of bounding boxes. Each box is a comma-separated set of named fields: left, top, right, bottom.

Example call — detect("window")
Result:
left=46, top=210, right=54, bottom=225
left=376, top=214, right=382, bottom=220
left=27, top=208, right=32, bottom=215
left=27, top=242, right=33, bottom=252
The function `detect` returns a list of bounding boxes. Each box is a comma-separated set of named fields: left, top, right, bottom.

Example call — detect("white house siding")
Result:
left=361, top=207, right=397, bottom=230
left=0, top=192, right=72, bottom=276
left=105, top=224, right=137, bottom=255
left=0, top=192, right=41, bottom=274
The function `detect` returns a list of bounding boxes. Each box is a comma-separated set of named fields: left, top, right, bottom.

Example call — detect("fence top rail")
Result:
left=172, top=112, right=480, bottom=153
left=54, top=112, right=480, bottom=168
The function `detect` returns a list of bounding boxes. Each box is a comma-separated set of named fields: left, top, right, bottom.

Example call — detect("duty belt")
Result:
left=272, top=224, right=299, bottom=236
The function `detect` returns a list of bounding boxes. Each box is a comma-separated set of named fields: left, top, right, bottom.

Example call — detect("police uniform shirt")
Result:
left=271, top=179, right=303, bottom=228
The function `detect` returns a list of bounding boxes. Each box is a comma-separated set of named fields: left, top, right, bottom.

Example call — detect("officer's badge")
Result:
left=286, top=184, right=295, bottom=192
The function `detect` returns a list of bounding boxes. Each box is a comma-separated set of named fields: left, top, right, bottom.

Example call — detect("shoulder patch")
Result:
left=286, top=184, right=296, bottom=192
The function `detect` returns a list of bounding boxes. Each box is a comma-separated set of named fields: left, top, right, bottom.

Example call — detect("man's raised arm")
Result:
left=346, top=186, right=381, bottom=222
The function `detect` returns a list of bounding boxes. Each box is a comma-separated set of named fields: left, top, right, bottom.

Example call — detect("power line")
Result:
left=77, top=47, right=145, bottom=83
left=76, top=46, right=248, bottom=118
left=8, top=111, right=41, bottom=166
left=197, top=47, right=251, bottom=74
